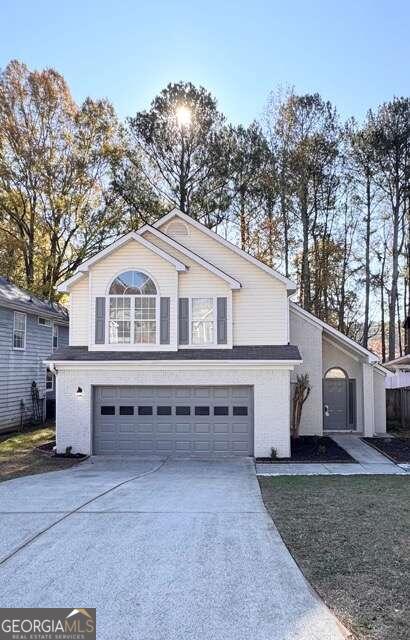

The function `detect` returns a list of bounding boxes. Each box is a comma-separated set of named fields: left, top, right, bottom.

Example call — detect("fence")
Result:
left=386, top=388, right=410, bottom=430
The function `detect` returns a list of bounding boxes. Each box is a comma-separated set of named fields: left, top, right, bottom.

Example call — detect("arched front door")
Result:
left=323, top=368, right=348, bottom=430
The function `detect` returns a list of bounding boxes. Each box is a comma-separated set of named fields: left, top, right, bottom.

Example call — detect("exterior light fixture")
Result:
left=76, top=386, right=83, bottom=396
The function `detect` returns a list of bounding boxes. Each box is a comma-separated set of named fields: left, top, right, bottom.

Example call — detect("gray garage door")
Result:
left=93, top=385, right=253, bottom=456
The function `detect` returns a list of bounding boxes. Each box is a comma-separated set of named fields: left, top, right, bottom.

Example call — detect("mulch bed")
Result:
left=36, top=441, right=88, bottom=459
left=362, top=437, right=410, bottom=463
left=257, top=435, right=355, bottom=463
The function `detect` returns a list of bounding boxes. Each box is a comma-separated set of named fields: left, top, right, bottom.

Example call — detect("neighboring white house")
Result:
left=384, top=354, right=410, bottom=389
left=46, top=209, right=386, bottom=458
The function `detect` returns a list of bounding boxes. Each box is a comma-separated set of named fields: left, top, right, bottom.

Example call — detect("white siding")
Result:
left=290, top=309, right=323, bottom=435
left=373, top=368, right=387, bottom=433
left=68, top=277, right=89, bottom=345
left=88, top=240, right=178, bottom=349
left=154, top=223, right=289, bottom=345
left=55, top=365, right=291, bottom=458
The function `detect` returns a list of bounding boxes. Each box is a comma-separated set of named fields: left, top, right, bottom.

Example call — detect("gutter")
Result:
left=44, top=358, right=303, bottom=370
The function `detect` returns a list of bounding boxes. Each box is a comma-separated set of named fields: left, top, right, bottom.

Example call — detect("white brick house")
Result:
left=46, top=209, right=386, bottom=457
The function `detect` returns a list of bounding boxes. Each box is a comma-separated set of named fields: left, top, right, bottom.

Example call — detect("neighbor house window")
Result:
left=53, top=324, right=59, bottom=349
left=108, top=271, right=158, bottom=345
left=13, top=311, right=26, bottom=350
left=46, top=368, right=54, bottom=392
left=191, top=298, right=214, bottom=344
left=38, top=317, right=51, bottom=327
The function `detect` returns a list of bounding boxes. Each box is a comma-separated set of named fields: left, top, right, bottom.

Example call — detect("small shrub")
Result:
left=270, top=447, right=278, bottom=460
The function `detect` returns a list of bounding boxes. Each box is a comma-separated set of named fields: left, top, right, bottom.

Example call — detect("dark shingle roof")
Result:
left=47, top=345, right=301, bottom=362
left=0, top=277, right=68, bottom=322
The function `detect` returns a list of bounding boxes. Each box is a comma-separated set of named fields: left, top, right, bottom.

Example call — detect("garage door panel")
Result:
left=175, top=440, right=192, bottom=453
left=157, top=422, right=173, bottom=434
left=213, top=388, right=229, bottom=399
left=136, top=423, right=154, bottom=433
left=232, top=423, right=251, bottom=434
left=193, top=441, right=212, bottom=454
left=194, top=422, right=211, bottom=434
left=93, top=385, right=253, bottom=456
left=176, top=423, right=192, bottom=433
left=232, top=441, right=250, bottom=453
left=214, top=423, right=229, bottom=434
left=118, top=423, right=135, bottom=433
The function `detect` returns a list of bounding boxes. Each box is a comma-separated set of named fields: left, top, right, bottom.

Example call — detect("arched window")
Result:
left=109, top=271, right=157, bottom=295
left=108, top=271, right=158, bottom=345
left=325, top=367, right=347, bottom=379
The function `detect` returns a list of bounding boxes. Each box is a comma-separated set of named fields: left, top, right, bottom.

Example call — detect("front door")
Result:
left=323, top=377, right=348, bottom=430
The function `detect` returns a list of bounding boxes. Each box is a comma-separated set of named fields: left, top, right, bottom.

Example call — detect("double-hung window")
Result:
left=191, top=298, right=214, bottom=345
left=52, top=324, right=59, bottom=349
left=13, top=311, right=26, bottom=350
left=109, top=297, right=132, bottom=344
left=135, top=297, right=156, bottom=344
left=108, top=271, right=157, bottom=345
left=46, top=368, right=54, bottom=391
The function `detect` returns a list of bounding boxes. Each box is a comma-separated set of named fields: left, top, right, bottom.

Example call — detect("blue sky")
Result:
left=2, top=0, right=409, bottom=124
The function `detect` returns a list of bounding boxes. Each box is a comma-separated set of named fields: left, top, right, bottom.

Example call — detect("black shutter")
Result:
left=217, top=297, right=227, bottom=344
left=95, top=297, right=106, bottom=344
left=160, top=297, right=170, bottom=344
left=178, top=298, right=189, bottom=345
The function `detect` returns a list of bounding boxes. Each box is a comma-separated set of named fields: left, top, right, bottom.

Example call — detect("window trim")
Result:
left=13, top=311, right=26, bottom=351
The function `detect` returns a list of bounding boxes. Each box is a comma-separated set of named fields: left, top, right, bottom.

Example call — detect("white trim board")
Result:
left=44, top=359, right=302, bottom=370
left=58, top=233, right=187, bottom=292
left=154, top=209, right=296, bottom=292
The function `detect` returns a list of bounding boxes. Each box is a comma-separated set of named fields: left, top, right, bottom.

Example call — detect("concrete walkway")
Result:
left=257, top=435, right=408, bottom=476
left=0, top=457, right=349, bottom=640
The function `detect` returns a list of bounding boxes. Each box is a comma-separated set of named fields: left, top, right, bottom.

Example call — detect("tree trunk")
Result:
left=362, top=171, right=371, bottom=347
left=240, top=187, right=247, bottom=250
left=381, top=250, right=386, bottom=362
left=280, top=167, right=290, bottom=277
left=300, top=187, right=311, bottom=310
left=388, top=199, right=400, bottom=360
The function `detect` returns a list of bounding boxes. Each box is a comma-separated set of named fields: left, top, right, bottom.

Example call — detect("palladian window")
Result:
left=108, top=271, right=158, bottom=345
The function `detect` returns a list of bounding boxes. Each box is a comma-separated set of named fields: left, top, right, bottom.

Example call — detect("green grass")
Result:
left=259, top=475, right=410, bottom=640
left=0, top=426, right=55, bottom=454
left=0, top=425, right=82, bottom=482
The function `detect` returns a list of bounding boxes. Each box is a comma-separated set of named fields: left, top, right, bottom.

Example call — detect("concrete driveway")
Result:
left=0, top=457, right=348, bottom=640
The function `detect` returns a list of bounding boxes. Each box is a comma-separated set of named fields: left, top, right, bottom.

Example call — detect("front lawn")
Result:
left=0, top=425, right=83, bottom=482
left=259, top=476, right=410, bottom=640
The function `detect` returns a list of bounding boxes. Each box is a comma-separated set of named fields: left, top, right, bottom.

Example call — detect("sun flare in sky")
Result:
left=176, top=105, right=192, bottom=128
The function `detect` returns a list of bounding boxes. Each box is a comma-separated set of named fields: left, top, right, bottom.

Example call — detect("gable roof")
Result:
left=384, top=354, right=410, bottom=370
left=0, top=277, right=68, bottom=323
left=290, top=301, right=379, bottom=364
left=58, top=233, right=187, bottom=292
left=154, top=209, right=297, bottom=292
left=137, top=224, right=242, bottom=289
